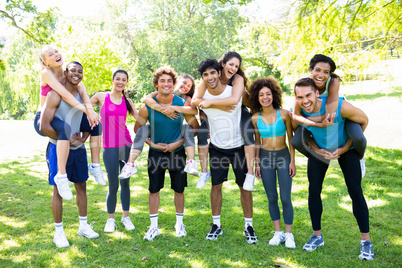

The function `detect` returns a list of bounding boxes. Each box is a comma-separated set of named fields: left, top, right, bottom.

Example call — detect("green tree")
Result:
left=0, top=0, right=58, bottom=44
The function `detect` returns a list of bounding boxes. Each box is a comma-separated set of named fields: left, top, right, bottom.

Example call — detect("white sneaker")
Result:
left=196, top=171, right=211, bottom=189
left=104, top=218, right=116, bottom=233
left=175, top=224, right=187, bottom=238
left=53, top=230, right=70, bottom=248
left=54, top=174, right=73, bottom=200
left=360, top=157, right=366, bottom=178
left=269, top=231, right=285, bottom=246
left=88, top=164, right=106, bottom=186
left=243, top=173, right=255, bottom=191
left=143, top=226, right=160, bottom=241
left=78, top=223, right=99, bottom=239
left=285, top=232, right=296, bottom=249
left=121, top=216, right=135, bottom=230
left=184, top=160, right=199, bottom=176
left=118, top=162, right=137, bottom=179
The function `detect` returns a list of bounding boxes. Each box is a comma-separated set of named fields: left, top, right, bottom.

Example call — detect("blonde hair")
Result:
left=38, top=45, right=57, bottom=69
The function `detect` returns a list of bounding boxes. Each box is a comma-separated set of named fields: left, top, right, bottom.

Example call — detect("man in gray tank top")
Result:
left=40, top=62, right=99, bottom=248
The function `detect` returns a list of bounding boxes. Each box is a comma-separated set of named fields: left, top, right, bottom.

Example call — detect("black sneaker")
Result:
left=206, top=224, right=222, bottom=241
left=244, top=225, right=258, bottom=244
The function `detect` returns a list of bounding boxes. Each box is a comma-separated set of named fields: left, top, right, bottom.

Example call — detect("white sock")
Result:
left=55, top=222, right=63, bottom=233
left=91, top=163, right=100, bottom=167
left=128, top=162, right=135, bottom=167
left=150, top=214, right=158, bottom=228
left=176, top=213, right=183, bottom=226
left=57, top=173, right=67, bottom=178
left=79, top=216, right=87, bottom=229
left=213, top=215, right=221, bottom=227
left=245, top=217, right=253, bottom=228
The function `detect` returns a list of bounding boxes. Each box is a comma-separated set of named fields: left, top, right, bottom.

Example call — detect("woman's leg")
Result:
left=80, top=114, right=103, bottom=164
left=345, top=119, right=366, bottom=159
left=103, top=148, right=120, bottom=216
left=240, top=106, right=255, bottom=176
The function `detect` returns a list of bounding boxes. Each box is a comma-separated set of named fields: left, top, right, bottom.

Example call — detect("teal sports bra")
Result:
left=257, top=109, right=286, bottom=138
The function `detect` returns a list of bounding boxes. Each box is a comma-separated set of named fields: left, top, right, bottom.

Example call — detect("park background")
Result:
left=0, top=0, right=401, bottom=267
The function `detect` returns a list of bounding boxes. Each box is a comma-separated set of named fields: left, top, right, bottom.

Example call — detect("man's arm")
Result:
left=341, top=100, right=369, bottom=132
left=39, top=91, right=61, bottom=140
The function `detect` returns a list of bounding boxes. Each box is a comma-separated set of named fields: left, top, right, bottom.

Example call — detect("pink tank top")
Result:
left=41, top=85, right=53, bottom=96
left=100, top=93, right=132, bottom=148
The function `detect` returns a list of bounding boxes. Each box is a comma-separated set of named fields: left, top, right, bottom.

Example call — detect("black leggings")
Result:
left=292, top=120, right=366, bottom=159
left=197, top=105, right=254, bottom=146
left=307, top=149, right=369, bottom=233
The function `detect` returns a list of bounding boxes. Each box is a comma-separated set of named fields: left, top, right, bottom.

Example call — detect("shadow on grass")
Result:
left=0, top=146, right=401, bottom=267
left=345, top=86, right=402, bottom=101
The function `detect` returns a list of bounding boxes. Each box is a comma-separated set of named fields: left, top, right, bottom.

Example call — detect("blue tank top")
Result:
left=146, top=95, right=185, bottom=152
left=303, top=97, right=349, bottom=150
left=257, top=109, right=286, bottom=138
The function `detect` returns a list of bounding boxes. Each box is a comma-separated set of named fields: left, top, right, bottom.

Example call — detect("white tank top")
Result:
left=201, top=85, right=244, bottom=149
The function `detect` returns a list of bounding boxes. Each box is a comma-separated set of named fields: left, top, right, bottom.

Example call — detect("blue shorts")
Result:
left=46, top=142, right=88, bottom=185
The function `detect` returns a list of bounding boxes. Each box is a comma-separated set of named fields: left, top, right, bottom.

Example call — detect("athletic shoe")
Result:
left=303, top=234, right=324, bottom=251
left=53, top=231, right=70, bottom=248
left=78, top=223, right=99, bottom=239
left=54, top=174, right=73, bottom=200
left=196, top=171, right=211, bottom=189
left=244, top=225, right=258, bottom=244
left=121, top=216, right=135, bottom=230
left=118, top=162, right=137, bottom=179
left=104, top=218, right=116, bottom=233
left=243, top=173, right=255, bottom=191
left=360, top=157, right=366, bottom=178
left=143, top=226, right=160, bottom=241
left=88, top=164, right=106, bottom=186
left=184, top=160, right=199, bottom=176
left=359, top=241, right=374, bottom=261
left=285, top=232, right=296, bottom=249
left=206, top=224, right=222, bottom=241
left=175, top=224, right=187, bottom=238
left=269, top=231, right=285, bottom=246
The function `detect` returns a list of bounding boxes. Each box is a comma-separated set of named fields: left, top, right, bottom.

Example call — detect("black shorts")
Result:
left=209, top=143, right=247, bottom=186
left=148, top=148, right=187, bottom=193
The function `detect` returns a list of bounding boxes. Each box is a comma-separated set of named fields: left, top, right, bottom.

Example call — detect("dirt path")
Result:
left=1, top=80, right=401, bottom=162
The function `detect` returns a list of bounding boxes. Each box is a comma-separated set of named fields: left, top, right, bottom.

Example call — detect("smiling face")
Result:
left=310, top=62, right=331, bottom=89
left=42, top=46, right=64, bottom=68
left=112, top=72, right=128, bottom=92
left=258, top=87, right=273, bottom=108
left=156, top=74, right=174, bottom=95
left=295, top=85, right=320, bottom=113
left=176, top=77, right=193, bottom=95
left=222, top=56, right=240, bottom=81
left=202, top=68, right=220, bottom=90
left=65, top=63, right=83, bottom=85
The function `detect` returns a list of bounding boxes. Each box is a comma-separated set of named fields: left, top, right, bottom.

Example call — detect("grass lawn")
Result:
left=0, top=144, right=401, bottom=267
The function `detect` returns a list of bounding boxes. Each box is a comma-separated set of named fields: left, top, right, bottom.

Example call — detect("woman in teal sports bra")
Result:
left=250, top=77, right=297, bottom=249
left=291, top=54, right=367, bottom=177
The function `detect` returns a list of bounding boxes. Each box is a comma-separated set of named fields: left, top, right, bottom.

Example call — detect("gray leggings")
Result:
left=103, top=145, right=131, bottom=213
left=260, top=148, right=293, bottom=225
left=132, top=124, right=195, bottom=151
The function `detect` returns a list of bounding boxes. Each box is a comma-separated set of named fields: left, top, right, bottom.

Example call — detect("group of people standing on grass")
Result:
left=35, top=44, right=374, bottom=261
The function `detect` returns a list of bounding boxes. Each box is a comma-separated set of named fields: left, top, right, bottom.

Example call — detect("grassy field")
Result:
left=0, top=144, right=401, bottom=267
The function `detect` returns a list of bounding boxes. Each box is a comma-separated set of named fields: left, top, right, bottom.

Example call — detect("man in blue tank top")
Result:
left=294, top=77, right=373, bottom=261
left=40, top=62, right=99, bottom=248
left=134, top=66, right=198, bottom=241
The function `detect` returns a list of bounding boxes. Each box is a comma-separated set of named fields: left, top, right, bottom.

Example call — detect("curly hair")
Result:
left=152, top=66, right=177, bottom=89
left=249, top=77, right=283, bottom=112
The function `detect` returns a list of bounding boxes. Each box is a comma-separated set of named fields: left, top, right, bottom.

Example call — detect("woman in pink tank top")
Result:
left=91, top=69, right=138, bottom=233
